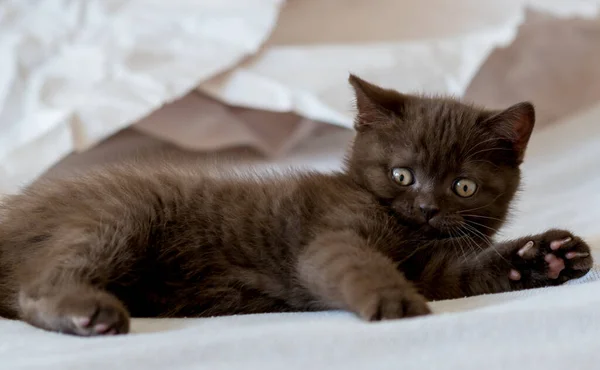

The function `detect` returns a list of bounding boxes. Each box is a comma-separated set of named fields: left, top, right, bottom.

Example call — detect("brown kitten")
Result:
left=0, top=75, right=592, bottom=336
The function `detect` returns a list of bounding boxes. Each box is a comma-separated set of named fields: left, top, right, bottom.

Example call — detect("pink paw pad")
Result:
left=544, top=254, right=565, bottom=279
left=509, top=269, right=521, bottom=281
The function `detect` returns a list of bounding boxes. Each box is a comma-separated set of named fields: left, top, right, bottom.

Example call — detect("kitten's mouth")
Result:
left=390, top=207, right=456, bottom=237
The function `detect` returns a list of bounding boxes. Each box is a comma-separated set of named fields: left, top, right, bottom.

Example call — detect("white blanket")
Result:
left=1, top=89, right=600, bottom=370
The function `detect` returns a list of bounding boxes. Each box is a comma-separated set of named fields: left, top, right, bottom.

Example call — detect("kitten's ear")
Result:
left=348, top=74, right=409, bottom=131
left=483, top=102, right=536, bottom=163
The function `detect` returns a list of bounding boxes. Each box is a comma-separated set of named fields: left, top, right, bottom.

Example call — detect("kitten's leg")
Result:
left=296, top=230, right=430, bottom=321
left=423, top=229, right=593, bottom=299
left=16, top=234, right=132, bottom=336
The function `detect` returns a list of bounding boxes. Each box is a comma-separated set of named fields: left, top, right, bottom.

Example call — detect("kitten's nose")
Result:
left=419, top=205, right=440, bottom=221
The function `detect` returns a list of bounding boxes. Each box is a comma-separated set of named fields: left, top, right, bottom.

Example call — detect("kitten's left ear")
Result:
left=348, top=74, right=409, bottom=131
left=484, top=102, right=536, bottom=163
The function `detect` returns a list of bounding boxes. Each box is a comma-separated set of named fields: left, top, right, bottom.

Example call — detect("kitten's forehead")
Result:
left=401, top=99, right=491, bottom=174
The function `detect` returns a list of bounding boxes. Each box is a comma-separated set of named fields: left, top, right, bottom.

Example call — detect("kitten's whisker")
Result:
left=460, top=232, right=486, bottom=263
left=462, top=224, right=508, bottom=263
left=463, top=223, right=494, bottom=246
left=454, top=226, right=478, bottom=261
left=455, top=229, right=473, bottom=261
left=458, top=193, right=505, bottom=214
left=461, top=214, right=504, bottom=222
left=466, top=147, right=513, bottom=160
left=395, top=240, right=432, bottom=265
left=465, top=220, right=500, bottom=234
left=447, top=229, right=460, bottom=261
left=463, top=137, right=501, bottom=158
left=449, top=228, right=468, bottom=264
left=466, top=159, right=500, bottom=169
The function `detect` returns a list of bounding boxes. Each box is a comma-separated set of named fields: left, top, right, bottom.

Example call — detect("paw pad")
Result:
left=507, top=231, right=593, bottom=286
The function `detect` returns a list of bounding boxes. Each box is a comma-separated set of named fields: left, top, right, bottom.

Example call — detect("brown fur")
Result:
left=0, top=75, right=592, bottom=336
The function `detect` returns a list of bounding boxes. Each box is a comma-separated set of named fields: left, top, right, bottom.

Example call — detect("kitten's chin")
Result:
left=409, top=222, right=453, bottom=239
left=422, top=225, right=453, bottom=239
left=423, top=217, right=466, bottom=239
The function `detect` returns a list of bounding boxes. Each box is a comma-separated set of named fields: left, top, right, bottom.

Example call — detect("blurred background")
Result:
left=1, top=0, right=600, bottom=238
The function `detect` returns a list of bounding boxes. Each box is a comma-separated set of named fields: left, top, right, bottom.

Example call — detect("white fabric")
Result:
left=2, top=278, right=600, bottom=370
left=1, top=90, right=600, bottom=370
left=3, top=0, right=600, bottom=195
left=0, top=0, right=283, bottom=193
left=200, top=0, right=600, bottom=127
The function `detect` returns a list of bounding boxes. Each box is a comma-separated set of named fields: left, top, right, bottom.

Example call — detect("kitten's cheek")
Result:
left=392, top=200, right=414, bottom=218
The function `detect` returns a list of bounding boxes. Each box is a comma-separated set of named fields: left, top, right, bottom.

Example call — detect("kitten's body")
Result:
left=0, top=165, right=417, bottom=317
left=0, top=76, right=592, bottom=335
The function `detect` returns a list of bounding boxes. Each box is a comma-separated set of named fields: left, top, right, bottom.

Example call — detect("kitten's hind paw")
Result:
left=19, top=287, right=130, bottom=336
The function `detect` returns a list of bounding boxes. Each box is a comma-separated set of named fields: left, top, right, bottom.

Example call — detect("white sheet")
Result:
left=3, top=277, right=600, bottom=370
left=1, top=91, right=600, bottom=370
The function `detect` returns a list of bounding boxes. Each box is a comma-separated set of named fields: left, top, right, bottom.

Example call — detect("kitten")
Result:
left=0, top=75, right=592, bottom=336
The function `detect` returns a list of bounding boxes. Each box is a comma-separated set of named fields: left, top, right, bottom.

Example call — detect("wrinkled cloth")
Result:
left=0, top=0, right=283, bottom=193
left=3, top=0, right=600, bottom=194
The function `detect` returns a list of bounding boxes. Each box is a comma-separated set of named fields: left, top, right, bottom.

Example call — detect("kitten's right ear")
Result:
left=483, top=102, right=536, bottom=163
left=348, top=74, right=409, bottom=131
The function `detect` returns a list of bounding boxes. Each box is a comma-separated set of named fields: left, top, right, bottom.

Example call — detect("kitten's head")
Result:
left=346, top=74, right=535, bottom=238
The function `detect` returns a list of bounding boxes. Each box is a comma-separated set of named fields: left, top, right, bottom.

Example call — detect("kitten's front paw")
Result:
left=357, top=287, right=431, bottom=321
left=508, top=229, right=593, bottom=288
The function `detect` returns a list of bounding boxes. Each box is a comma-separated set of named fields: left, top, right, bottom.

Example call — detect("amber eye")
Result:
left=391, top=168, right=414, bottom=186
left=453, top=178, right=477, bottom=198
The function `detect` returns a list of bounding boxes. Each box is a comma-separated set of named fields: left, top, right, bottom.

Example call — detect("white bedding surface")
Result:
left=3, top=276, right=600, bottom=370
left=2, top=103, right=600, bottom=370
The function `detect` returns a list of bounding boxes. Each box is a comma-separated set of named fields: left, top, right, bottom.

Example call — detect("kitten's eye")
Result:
left=391, top=168, right=414, bottom=186
left=453, top=178, right=477, bottom=198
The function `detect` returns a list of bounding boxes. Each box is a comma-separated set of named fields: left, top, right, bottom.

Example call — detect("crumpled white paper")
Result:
left=0, top=0, right=283, bottom=193
left=200, top=0, right=600, bottom=127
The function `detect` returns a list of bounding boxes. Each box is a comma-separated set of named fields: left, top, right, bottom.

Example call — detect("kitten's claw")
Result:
left=517, top=241, right=534, bottom=257
left=566, top=251, right=590, bottom=260
left=550, top=237, right=572, bottom=250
